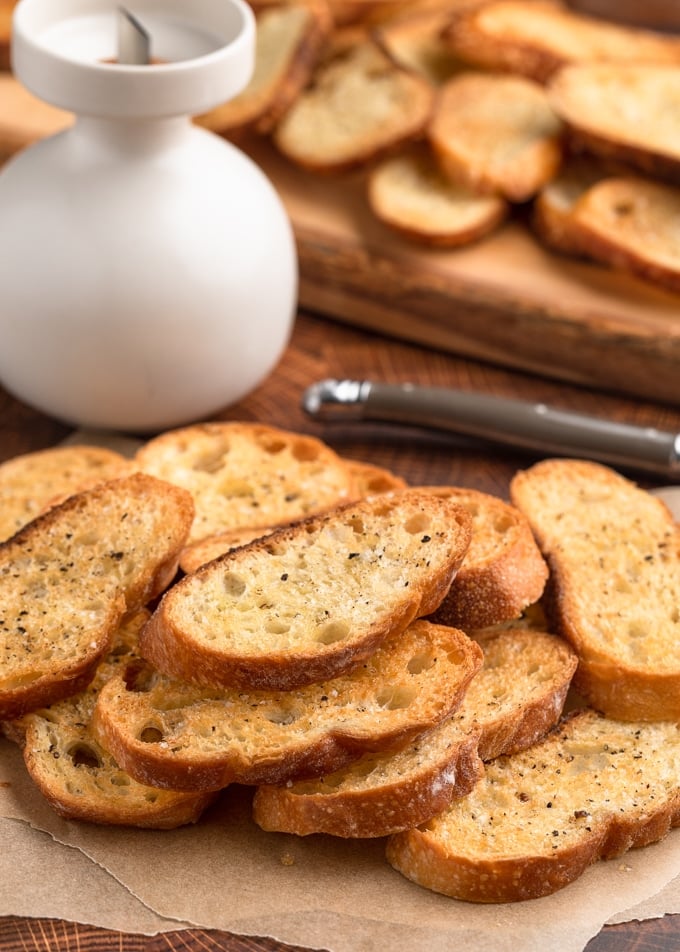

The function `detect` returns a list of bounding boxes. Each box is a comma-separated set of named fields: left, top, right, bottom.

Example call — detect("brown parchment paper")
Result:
left=3, top=736, right=680, bottom=952
left=2, top=436, right=679, bottom=952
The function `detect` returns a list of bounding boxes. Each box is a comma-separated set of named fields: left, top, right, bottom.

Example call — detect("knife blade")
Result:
left=301, top=379, right=680, bottom=477
left=117, top=7, right=151, bottom=66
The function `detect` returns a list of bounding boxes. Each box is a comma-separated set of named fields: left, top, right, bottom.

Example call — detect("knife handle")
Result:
left=302, top=379, right=680, bottom=477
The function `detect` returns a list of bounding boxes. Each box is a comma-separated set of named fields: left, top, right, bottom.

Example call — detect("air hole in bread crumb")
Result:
left=266, top=620, right=291, bottom=635
left=291, top=440, right=320, bottom=462
left=265, top=708, right=300, bottom=725
left=315, top=621, right=350, bottom=644
left=405, top=514, right=430, bottom=534
left=376, top=685, right=417, bottom=710
left=140, top=726, right=164, bottom=744
left=67, top=742, right=102, bottom=769
left=192, top=448, right=228, bottom=473
left=223, top=572, right=246, bottom=597
left=407, top=651, right=436, bottom=674
left=262, top=438, right=287, bottom=455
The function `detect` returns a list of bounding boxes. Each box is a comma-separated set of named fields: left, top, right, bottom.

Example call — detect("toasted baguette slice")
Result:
left=532, top=157, right=610, bottom=258
left=428, top=72, right=563, bottom=203
left=197, top=0, right=331, bottom=135
left=0, top=473, right=194, bottom=720
left=0, top=444, right=135, bottom=543
left=368, top=145, right=508, bottom=247
left=252, top=627, right=577, bottom=837
left=5, top=611, right=215, bottom=829
left=426, top=487, right=549, bottom=629
left=140, top=490, right=473, bottom=690
left=442, top=0, right=680, bottom=84
left=374, top=6, right=471, bottom=86
left=273, top=42, right=435, bottom=173
left=565, top=176, right=680, bottom=295
left=134, top=422, right=357, bottom=544
left=510, top=459, right=680, bottom=721
left=548, top=64, right=680, bottom=186
left=93, top=620, right=483, bottom=792
left=177, top=459, right=406, bottom=574
left=387, top=708, right=680, bottom=902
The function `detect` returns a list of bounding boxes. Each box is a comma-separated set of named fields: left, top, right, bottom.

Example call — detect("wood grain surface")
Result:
left=2, top=310, right=680, bottom=952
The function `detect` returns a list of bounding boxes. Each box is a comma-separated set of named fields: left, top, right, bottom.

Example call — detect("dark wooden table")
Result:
left=2, top=309, right=680, bottom=952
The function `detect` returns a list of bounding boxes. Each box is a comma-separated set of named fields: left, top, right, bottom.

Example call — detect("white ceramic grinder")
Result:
left=0, top=0, right=298, bottom=431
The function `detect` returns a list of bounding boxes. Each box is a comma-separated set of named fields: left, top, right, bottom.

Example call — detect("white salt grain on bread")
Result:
left=547, top=64, right=680, bottom=186
left=6, top=611, right=215, bottom=829
left=0, top=473, right=194, bottom=719
left=139, top=489, right=473, bottom=690
left=428, top=71, right=563, bottom=203
left=442, top=0, right=680, bottom=84
left=92, top=619, right=483, bottom=792
left=387, top=708, right=680, bottom=902
left=252, top=627, right=577, bottom=837
left=368, top=145, right=508, bottom=247
left=0, top=444, right=134, bottom=543
left=425, top=487, right=549, bottom=630
left=273, top=41, right=435, bottom=172
left=510, top=458, right=680, bottom=721
left=134, top=422, right=357, bottom=544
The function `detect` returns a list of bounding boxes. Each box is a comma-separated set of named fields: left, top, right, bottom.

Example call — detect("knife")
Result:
left=117, top=7, right=151, bottom=65
left=301, top=379, right=680, bottom=477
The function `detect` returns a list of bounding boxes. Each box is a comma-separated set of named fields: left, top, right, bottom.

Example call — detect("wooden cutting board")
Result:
left=242, top=135, right=680, bottom=408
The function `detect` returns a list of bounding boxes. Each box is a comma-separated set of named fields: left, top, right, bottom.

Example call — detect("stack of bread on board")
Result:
left=2, top=419, right=680, bottom=903
left=198, top=0, right=680, bottom=295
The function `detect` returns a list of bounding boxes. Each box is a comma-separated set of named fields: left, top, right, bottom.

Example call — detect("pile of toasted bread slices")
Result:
left=2, top=421, right=679, bottom=904
left=194, top=0, right=680, bottom=294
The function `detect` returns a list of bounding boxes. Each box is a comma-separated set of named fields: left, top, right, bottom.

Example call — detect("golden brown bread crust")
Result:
left=251, top=628, right=576, bottom=838
left=547, top=64, right=680, bottom=187
left=134, top=421, right=358, bottom=544
left=92, top=621, right=483, bottom=792
left=367, top=145, right=508, bottom=248
left=197, top=0, right=332, bottom=135
left=425, top=487, right=549, bottom=630
left=386, top=709, right=680, bottom=902
left=510, top=458, right=680, bottom=721
left=10, top=611, right=215, bottom=829
left=0, top=473, right=193, bottom=720
left=139, top=490, right=473, bottom=691
left=442, top=0, right=680, bottom=84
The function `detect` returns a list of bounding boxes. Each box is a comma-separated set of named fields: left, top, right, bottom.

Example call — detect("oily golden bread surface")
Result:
left=92, top=620, right=483, bottom=792
left=428, top=71, right=563, bottom=202
left=425, top=487, right=549, bottom=629
left=139, top=490, right=473, bottom=690
left=0, top=473, right=193, bottom=720
left=510, top=458, right=680, bottom=720
left=252, top=627, right=576, bottom=837
left=387, top=709, right=680, bottom=902
left=8, top=611, right=214, bottom=829
left=134, top=422, right=357, bottom=544
left=0, top=444, right=134, bottom=543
